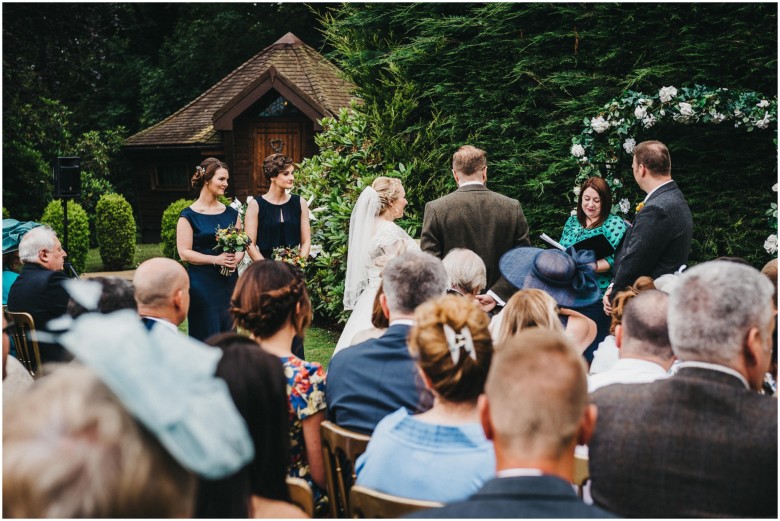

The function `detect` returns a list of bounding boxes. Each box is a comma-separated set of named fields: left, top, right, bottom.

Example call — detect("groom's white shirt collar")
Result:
left=458, top=180, right=484, bottom=187
left=390, top=319, right=414, bottom=327
left=643, top=179, right=674, bottom=202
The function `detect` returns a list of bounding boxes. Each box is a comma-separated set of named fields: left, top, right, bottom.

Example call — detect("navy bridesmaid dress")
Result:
left=255, top=194, right=302, bottom=259
left=179, top=206, right=239, bottom=341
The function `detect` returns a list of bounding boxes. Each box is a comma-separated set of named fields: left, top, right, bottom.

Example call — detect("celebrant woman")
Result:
left=244, top=153, right=311, bottom=262
left=177, top=157, right=244, bottom=341
left=559, top=176, right=627, bottom=361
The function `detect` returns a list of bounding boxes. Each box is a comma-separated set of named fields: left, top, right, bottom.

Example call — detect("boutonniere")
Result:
left=635, top=202, right=645, bottom=213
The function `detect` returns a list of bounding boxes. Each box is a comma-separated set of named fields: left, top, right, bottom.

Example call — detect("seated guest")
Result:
left=491, top=289, right=596, bottom=354
left=494, top=247, right=598, bottom=355
left=2, top=313, right=34, bottom=404
left=327, top=251, right=448, bottom=434
left=761, top=258, right=777, bottom=395
left=66, top=276, right=137, bottom=318
left=231, top=261, right=327, bottom=514
left=589, top=276, right=656, bottom=374
left=410, top=329, right=613, bottom=518
left=350, top=281, right=389, bottom=345
left=133, top=257, right=190, bottom=330
left=355, top=295, right=494, bottom=502
left=442, top=248, right=487, bottom=300
left=6, top=225, right=70, bottom=363
left=2, top=219, right=41, bottom=305
left=589, top=261, right=777, bottom=518
left=588, top=290, right=674, bottom=392
left=4, top=311, right=254, bottom=517
left=197, top=333, right=306, bottom=519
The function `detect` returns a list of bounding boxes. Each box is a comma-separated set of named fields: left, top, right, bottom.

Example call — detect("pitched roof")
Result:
left=125, top=33, right=355, bottom=148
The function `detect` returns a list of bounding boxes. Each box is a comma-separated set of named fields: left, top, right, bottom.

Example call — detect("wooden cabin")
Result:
left=124, top=33, right=355, bottom=241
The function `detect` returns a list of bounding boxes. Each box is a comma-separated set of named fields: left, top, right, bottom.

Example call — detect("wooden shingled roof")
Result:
left=125, top=33, right=355, bottom=147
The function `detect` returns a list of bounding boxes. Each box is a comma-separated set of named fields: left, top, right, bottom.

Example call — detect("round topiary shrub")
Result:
left=95, top=193, right=136, bottom=271
left=161, top=198, right=194, bottom=262
left=40, top=199, right=90, bottom=274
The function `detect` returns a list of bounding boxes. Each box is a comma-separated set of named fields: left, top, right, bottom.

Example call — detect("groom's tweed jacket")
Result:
left=589, top=367, right=778, bottom=518
left=420, top=184, right=529, bottom=302
left=611, top=180, right=692, bottom=295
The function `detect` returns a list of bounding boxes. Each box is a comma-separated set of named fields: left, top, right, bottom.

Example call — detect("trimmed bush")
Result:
left=40, top=199, right=89, bottom=274
left=161, top=198, right=194, bottom=262
left=95, top=193, right=136, bottom=270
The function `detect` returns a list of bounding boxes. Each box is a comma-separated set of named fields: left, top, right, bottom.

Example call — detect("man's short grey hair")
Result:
left=621, top=290, right=673, bottom=361
left=18, top=225, right=58, bottom=264
left=668, top=261, right=775, bottom=365
left=442, top=248, right=487, bottom=294
left=383, top=251, right=448, bottom=314
left=3, top=364, right=196, bottom=517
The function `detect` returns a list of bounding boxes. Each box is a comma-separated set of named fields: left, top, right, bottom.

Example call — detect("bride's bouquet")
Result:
left=213, top=225, right=251, bottom=276
left=272, top=245, right=308, bottom=269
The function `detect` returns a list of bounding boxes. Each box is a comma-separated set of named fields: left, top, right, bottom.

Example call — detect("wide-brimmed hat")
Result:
left=499, top=246, right=601, bottom=308
left=2, top=219, right=42, bottom=254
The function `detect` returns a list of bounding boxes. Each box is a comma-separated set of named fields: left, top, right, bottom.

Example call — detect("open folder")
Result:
left=540, top=233, right=615, bottom=259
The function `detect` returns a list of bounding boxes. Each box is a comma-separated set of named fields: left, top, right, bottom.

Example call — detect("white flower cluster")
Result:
left=590, top=116, right=610, bottom=133
left=658, top=86, right=678, bottom=103
left=678, top=102, right=695, bottom=117
left=764, top=234, right=777, bottom=255
left=573, top=186, right=581, bottom=196
left=642, top=115, right=656, bottom=128
left=618, top=198, right=630, bottom=214
left=755, top=112, right=771, bottom=129
left=570, top=144, right=586, bottom=158
left=623, top=138, right=636, bottom=154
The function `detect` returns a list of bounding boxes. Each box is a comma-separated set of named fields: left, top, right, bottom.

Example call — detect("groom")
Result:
left=421, top=145, right=530, bottom=311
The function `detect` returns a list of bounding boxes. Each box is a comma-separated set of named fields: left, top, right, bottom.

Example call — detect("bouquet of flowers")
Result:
left=273, top=245, right=308, bottom=269
left=213, top=224, right=251, bottom=276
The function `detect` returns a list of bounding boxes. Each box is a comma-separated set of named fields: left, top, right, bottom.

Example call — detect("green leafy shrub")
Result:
left=40, top=199, right=89, bottom=274
left=161, top=198, right=194, bottom=262
left=298, top=106, right=406, bottom=324
left=95, top=193, right=136, bottom=270
left=3, top=207, right=10, bottom=219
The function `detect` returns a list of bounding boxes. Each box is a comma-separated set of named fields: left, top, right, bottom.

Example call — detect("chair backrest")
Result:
left=349, top=485, right=443, bottom=518
left=5, top=310, right=42, bottom=377
left=286, top=476, right=314, bottom=517
left=573, top=451, right=590, bottom=498
left=320, top=420, right=372, bottom=518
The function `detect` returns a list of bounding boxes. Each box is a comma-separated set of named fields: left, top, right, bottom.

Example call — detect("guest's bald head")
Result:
left=620, top=290, right=673, bottom=362
left=133, top=258, right=190, bottom=325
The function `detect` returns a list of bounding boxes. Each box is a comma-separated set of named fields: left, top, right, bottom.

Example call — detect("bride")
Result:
left=334, top=177, right=419, bottom=354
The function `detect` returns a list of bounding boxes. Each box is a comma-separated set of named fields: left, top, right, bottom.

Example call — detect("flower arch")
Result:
left=569, top=84, right=778, bottom=252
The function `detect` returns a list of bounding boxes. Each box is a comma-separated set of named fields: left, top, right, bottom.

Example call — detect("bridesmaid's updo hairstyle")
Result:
left=576, top=176, right=612, bottom=228
left=230, top=261, right=312, bottom=339
left=371, top=176, right=403, bottom=215
left=408, top=295, right=492, bottom=403
left=191, top=157, right=228, bottom=190
left=263, top=154, right=293, bottom=181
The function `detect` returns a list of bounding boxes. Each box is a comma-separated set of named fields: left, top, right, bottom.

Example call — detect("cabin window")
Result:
left=257, top=92, right=300, bottom=117
left=153, top=163, right=189, bottom=190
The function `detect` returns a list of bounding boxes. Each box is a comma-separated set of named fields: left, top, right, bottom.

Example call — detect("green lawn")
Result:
left=84, top=243, right=163, bottom=272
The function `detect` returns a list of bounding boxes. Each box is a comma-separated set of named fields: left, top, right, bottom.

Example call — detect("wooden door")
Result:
left=254, top=119, right=303, bottom=194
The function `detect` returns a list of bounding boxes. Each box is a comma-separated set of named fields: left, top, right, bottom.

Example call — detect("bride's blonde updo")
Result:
left=191, top=157, right=228, bottom=190
left=408, top=295, right=493, bottom=403
left=371, top=177, right=403, bottom=215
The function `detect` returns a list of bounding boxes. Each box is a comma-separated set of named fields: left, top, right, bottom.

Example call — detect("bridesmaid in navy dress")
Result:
left=176, top=157, right=244, bottom=340
left=244, top=154, right=310, bottom=261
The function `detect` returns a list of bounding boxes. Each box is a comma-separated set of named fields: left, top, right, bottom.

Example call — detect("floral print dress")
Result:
left=281, top=355, right=328, bottom=513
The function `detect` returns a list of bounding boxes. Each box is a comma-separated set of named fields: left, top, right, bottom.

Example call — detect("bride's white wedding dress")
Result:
left=333, top=218, right=419, bottom=354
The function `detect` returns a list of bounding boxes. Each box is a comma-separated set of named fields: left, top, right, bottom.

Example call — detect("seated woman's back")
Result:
left=355, top=295, right=495, bottom=503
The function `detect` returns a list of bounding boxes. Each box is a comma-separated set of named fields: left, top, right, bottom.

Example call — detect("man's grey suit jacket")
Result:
left=420, top=184, right=529, bottom=302
left=589, top=367, right=778, bottom=518
left=611, top=180, right=692, bottom=295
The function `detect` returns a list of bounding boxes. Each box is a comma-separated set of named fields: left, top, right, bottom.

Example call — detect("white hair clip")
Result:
left=442, top=324, right=476, bottom=365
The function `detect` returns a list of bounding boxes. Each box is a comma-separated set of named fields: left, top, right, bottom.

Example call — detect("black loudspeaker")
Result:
left=53, top=157, right=81, bottom=198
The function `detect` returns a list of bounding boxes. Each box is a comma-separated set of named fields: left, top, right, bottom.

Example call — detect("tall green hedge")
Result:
left=40, top=199, right=89, bottom=274
left=96, top=193, right=136, bottom=270
left=321, top=3, right=777, bottom=267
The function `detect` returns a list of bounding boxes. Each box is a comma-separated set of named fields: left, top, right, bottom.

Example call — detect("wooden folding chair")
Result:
left=573, top=451, right=590, bottom=498
left=349, top=485, right=443, bottom=518
left=286, top=476, right=314, bottom=517
left=320, top=420, right=372, bottom=518
left=5, top=310, right=42, bottom=377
